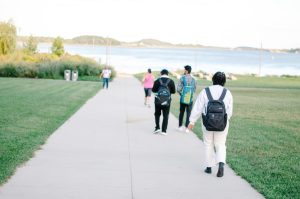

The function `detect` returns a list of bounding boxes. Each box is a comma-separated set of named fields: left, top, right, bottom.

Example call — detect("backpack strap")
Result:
left=159, top=78, right=170, bottom=87
left=182, top=76, right=187, bottom=86
left=159, top=78, right=163, bottom=85
left=219, top=88, right=227, bottom=101
left=183, top=75, right=193, bottom=86
left=205, top=87, right=213, bottom=101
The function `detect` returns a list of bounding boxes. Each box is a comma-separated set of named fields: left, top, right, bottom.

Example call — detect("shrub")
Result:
left=0, top=62, right=37, bottom=78
left=0, top=51, right=116, bottom=81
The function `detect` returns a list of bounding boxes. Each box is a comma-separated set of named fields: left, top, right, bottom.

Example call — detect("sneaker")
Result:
left=178, top=126, right=185, bottom=131
left=153, top=128, right=161, bottom=134
left=160, top=131, right=167, bottom=136
left=185, top=128, right=190, bottom=133
left=204, top=167, right=212, bottom=174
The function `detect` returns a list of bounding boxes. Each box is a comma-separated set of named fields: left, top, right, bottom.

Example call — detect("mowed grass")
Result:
left=135, top=74, right=300, bottom=199
left=0, top=78, right=101, bottom=185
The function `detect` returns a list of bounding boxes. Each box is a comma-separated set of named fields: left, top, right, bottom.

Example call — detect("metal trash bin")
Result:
left=71, top=70, right=78, bottom=81
left=64, top=70, right=71, bottom=81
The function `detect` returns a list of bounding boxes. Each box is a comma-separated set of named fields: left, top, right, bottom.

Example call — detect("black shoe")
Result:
left=204, top=167, right=212, bottom=174
left=153, top=128, right=161, bottom=134
left=217, top=162, right=224, bottom=177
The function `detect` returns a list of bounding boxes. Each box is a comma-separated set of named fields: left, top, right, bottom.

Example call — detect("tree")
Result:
left=51, top=37, right=65, bottom=56
left=0, top=21, right=16, bottom=55
left=23, top=35, right=37, bottom=54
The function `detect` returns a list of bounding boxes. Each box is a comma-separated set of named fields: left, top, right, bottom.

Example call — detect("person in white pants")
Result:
left=188, top=72, right=233, bottom=177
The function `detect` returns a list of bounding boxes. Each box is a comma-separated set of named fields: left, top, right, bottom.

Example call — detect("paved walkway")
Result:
left=0, top=75, right=264, bottom=199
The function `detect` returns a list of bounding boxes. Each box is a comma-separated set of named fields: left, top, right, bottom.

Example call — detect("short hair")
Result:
left=184, top=65, right=192, bottom=74
left=148, top=68, right=152, bottom=73
left=160, top=69, right=169, bottom=75
left=212, top=72, right=226, bottom=86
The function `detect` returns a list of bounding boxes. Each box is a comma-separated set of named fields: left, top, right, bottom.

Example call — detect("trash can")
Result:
left=71, top=70, right=78, bottom=81
left=64, top=70, right=71, bottom=81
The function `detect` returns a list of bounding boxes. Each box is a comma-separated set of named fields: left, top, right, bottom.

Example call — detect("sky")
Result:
left=1, top=0, right=300, bottom=49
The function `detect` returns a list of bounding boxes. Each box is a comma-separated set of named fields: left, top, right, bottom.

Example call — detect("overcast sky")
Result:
left=1, top=0, right=299, bottom=49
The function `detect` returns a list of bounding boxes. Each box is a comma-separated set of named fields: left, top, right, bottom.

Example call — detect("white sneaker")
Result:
left=160, top=131, right=167, bottom=136
left=178, top=126, right=185, bottom=131
left=185, top=128, right=190, bottom=133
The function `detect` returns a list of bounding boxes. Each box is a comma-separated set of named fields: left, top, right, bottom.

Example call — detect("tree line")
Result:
left=0, top=21, right=115, bottom=81
left=0, top=21, right=64, bottom=56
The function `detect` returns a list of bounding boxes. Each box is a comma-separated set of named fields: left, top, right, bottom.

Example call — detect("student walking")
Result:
left=188, top=72, right=233, bottom=177
left=177, top=65, right=196, bottom=133
left=142, top=68, right=155, bottom=107
left=100, top=66, right=112, bottom=89
left=152, top=69, right=176, bottom=135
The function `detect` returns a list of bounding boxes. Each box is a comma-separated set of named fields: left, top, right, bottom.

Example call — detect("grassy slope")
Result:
left=0, top=78, right=100, bottom=185
left=135, top=73, right=300, bottom=199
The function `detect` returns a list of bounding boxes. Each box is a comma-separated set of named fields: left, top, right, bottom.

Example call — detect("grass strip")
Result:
left=0, top=77, right=101, bottom=184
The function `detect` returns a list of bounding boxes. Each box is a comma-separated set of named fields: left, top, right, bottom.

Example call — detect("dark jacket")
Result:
left=152, top=76, right=176, bottom=95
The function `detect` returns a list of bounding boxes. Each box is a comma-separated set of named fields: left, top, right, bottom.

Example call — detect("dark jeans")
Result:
left=179, top=102, right=193, bottom=127
left=154, top=104, right=170, bottom=132
left=103, top=78, right=109, bottom=89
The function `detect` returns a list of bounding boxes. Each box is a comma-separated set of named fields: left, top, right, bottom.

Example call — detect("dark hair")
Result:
left=148, top=68, right=151, bottom=73
left=184, top=65, right=192, bottom=74
left=212, top=72, right=226, bottom=86
left=160, top=69, right=169, bottom=75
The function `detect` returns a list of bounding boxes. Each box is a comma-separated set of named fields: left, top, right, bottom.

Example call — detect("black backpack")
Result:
left=155, top=78, right=171, bottom=106
left=202, top=87, right=227, bottom=131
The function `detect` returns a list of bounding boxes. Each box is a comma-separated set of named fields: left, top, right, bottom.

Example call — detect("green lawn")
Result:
left=0, top=78, right=101, bottom=185
left=136, top=74, right=300, bottom=199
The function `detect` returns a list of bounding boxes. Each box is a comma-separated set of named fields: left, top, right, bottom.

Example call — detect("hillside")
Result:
left=17, top=35, right=299, bottom=52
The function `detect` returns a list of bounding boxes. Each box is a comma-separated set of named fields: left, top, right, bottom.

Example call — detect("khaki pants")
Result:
left=202, top=124, right=229, bottom=167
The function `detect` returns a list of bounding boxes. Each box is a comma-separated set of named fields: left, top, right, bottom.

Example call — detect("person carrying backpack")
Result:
left=188, top=72, right=233, bottom=177
left=152, top=69, right=176, bottom=135
left=177, top=65, right=196, bottom=133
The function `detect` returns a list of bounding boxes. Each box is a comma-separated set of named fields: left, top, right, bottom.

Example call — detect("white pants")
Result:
left=202, top=124, right=229, bottom=167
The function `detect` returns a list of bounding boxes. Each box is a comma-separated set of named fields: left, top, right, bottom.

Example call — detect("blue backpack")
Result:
left=180, top=76, right=195, bottom=104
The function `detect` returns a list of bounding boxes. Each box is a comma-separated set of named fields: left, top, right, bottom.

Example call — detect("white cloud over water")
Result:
left=1, top=0, right=300, bottom=49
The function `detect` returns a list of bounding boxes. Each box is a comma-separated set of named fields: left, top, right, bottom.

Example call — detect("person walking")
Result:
left=177, top=65, right=196, bottom=133
left=152, top=69, right=176, bottom=135
left=142, top=68, right=155, bottom=108
left=188, top=72, right=233, bottom=177
left=100, top=66, right=112, bottom=89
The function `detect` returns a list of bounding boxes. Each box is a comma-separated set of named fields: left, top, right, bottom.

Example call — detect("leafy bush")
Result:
left=0, top=62, right=37, bottom=78
left=0, top=51, right=115, bottom=81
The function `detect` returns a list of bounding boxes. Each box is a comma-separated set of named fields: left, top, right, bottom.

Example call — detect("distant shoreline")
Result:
left=17, top=35, right=300, bottom=54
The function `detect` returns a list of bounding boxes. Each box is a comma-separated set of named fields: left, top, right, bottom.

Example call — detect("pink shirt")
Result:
left=143, top=73, right=154, bottom=88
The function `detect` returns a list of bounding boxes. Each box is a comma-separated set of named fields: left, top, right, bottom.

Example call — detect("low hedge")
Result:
left=0, top=52, right=115, bottom=81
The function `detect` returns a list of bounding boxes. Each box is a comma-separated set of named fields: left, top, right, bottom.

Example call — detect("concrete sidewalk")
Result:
left=0, top=75, right=264, bottom=199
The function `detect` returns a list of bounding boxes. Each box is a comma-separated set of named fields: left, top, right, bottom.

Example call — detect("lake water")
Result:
left=38, top=43, right=300, bottom=75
